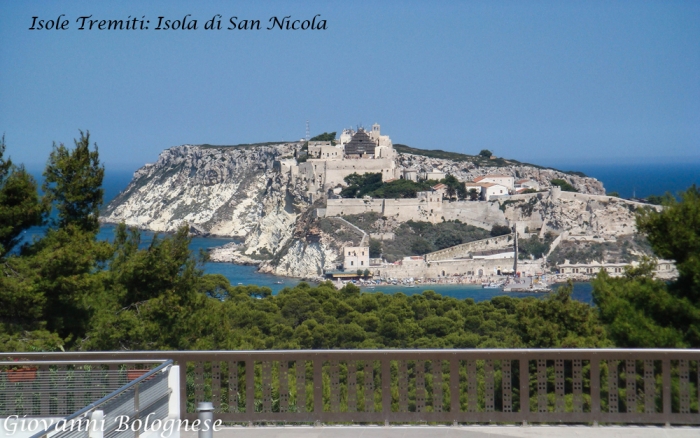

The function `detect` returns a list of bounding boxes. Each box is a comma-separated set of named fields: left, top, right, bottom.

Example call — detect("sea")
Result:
left=23, top=162, right=698, bottom=304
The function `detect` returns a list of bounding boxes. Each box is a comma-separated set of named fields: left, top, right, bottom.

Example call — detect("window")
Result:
left=361, top=261, right=364, bottom=266
left=351, top=261, right=354, bottom=266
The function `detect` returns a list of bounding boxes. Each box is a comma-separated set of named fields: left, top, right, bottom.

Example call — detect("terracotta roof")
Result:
left=432, top=183, right=447, bottom=190
left=516, top=179, right=532, bottom=183
left=384, top=178, right=397, bottom=183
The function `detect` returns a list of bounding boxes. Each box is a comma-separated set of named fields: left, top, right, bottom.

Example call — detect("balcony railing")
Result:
left=6, top=349, right=700, bottom=426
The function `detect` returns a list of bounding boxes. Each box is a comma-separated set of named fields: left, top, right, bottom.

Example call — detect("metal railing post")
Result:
left=134, top=382, right=140, bottom=438
left=590, top=359, right=600, bottom=426
left=313, top=358, right=323, bottom=425
left=381, top=358, right=391, bottom=425
left=89, top=410, right=104, bottom=438
left=197, top=402, right=214, bottom=438
left=519, top=358, right=529, bottom=426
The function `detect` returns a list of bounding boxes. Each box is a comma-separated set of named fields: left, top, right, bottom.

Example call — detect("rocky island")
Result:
left=101, top=125, right=675, bottom=282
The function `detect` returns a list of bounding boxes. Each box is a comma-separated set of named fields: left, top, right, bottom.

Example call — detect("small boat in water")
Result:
left=503, top=276, right=551, bottom=293
left=482, top=282, right=504, bottom=289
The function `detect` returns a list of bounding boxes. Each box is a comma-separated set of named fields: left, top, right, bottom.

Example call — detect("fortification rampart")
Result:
left=555, top=190, right=662, bottom=209
left=326, top=198, right=508, bottom=227
left=373, top=257, right=518, bottom=279
left=325, top=198, right=439, bottom=222
left=326, top=199, right=384, bottom=216
left=425, top=233, right=514, bottom=262
left=502, top=192, right=540, bottom=202
left=440, top=201, right=507, bottom=228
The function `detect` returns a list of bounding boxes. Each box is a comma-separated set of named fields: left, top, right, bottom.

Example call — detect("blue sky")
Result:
left=1, top=0, right=698, bottom=172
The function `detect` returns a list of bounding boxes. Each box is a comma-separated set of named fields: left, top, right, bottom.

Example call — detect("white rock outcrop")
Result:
left=102, top=143, right=304, bottom=237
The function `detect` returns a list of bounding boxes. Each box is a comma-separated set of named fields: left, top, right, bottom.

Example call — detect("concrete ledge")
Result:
left=183, top=425, right=700, bottom=438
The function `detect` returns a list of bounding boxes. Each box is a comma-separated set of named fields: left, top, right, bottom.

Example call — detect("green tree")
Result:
left=309, top=132, right=336, bottom=142
left=490, top=224, right=511, bottom=237
left=43, top=130, right=104, bottom=233
left=369, top=238, right=382, bottom=258
left=0, top=136, right=45, bottom=257
left=410, top=237, right=432, bottom=255
left=479, top=149, right=492, bottom=158
left=517, top=282, right=610, bottom=348
left=646, top=193, right=675, bottom=205
left=550, top=178, right=577, bottom=192
left=593, top=186, right=700, bottom=347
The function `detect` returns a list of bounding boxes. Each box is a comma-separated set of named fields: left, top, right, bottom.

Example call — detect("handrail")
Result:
left=0, top=359, right=167, bottom=365
left=9, top=348, right=700, bottom=356
left=6, top=350, right=700, bottom=426
left=27, top=359, right=172, bottom=438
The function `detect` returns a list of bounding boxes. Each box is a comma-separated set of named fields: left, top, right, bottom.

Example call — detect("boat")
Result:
left=482, top=282, right=504, bottom=289
left=502, top=277, right=551, bottom=293
left=274, top=281, right=284, bottom=284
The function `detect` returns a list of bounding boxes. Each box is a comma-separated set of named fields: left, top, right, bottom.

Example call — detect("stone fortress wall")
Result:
left=323, top=197, right=509, bottom=228
left=424, top=233, right=514, bottom=262
left=373, top=257, right=518, bottom=279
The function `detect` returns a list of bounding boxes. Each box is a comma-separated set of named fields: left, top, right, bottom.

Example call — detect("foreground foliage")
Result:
left=593, top=186, right=700, bottom=347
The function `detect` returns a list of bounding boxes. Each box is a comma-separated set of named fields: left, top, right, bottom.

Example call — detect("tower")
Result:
left=370, top=123, right=380, bottom=142
left=305, top=120, right=310, bottom=142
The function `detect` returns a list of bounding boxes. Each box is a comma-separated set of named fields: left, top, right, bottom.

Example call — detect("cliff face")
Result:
left=102, top=143, right=303, bottom=237
left=498, top=191, right=656, bottom=239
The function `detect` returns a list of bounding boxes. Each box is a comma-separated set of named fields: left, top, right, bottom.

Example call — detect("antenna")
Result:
left=305, top=120, right=310, bottom=142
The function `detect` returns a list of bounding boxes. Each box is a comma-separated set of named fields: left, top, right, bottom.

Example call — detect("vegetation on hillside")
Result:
left=518, top=233, right=555, bottom=260
left=341, top=217, right=492, bottom=262
left=339, top=172, right=467, bottom=200
left=309, top=132, right=336, bottom=142
left=550, top=178, right=578, bottom=192
left=339, top=173, right=436, bottom=199
left=645, top=192, right=675, bottom=205
left=393, top=144, right=587, bottom=176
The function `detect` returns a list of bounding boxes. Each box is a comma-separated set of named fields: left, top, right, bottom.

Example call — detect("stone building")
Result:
left=344, top=246, right=370, bottom=271
left=557, top=259, right=677, bottom=279
left=308, top=142, right=342, bottom=160
left=475, top=174, right=515, bottom=191
left=478, top=182, right=509, bottom=200
left=293, top=124, right=399, bottom=194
